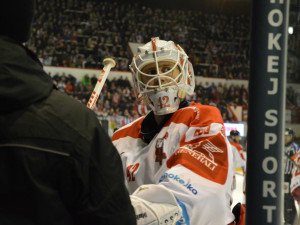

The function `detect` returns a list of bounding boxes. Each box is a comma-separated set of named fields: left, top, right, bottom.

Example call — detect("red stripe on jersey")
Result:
left=112, top=117, right=145, bottom=141
left=167, top=133, right=229, bottom=185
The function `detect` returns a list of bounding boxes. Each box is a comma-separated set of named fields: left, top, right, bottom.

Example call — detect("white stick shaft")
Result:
left=87, top=64, right=112, bottom=109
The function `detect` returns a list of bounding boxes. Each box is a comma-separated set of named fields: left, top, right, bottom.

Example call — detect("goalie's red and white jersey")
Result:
left=112, top=102, right=235, bottom=225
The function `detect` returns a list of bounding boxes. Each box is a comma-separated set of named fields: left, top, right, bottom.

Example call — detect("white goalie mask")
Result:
left=130, top=37, right=195, bottom=115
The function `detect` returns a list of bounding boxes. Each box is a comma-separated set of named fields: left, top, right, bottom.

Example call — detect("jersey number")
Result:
left=127, top=163, right=139, bottom=182
left=158, top=96, right=170, bottom=109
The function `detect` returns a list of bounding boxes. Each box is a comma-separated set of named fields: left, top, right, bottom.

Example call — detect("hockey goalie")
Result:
left=112, top=37, right=236, bottom=225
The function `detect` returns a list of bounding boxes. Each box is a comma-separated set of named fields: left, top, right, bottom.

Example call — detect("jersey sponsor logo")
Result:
left=201, top=140, right=224, bottom=161
left=159, top=173, right=198, bottom=195
left=185, top=123, right=223, bottom=142
left=126, top=163, right=140, bottom=182
left=167, top=134, right=229, bottom=184
left=178, top=140, right=223, bottom=171
left=175, top=147, right=217, bottom=171
left=193, top=125, right=210, bottom=137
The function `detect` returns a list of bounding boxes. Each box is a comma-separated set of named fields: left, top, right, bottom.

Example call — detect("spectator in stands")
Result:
left=81, top=74, right=91, bottom=87
left=112, top=92, right=121, bottom=105
left=64, top=80, right=73, bottom=94
left=51, top=56, right=59, bottom=66
left=57, top=80, right=66, bottom=92
left=67, top=73, right=76, bottom=86
left=91, top=74, right=98, bottom=87
left=0, top=1, right=136, bottom=224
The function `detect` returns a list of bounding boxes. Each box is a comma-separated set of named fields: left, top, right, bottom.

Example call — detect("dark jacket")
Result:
left=0, top=36, right=136, bottom=225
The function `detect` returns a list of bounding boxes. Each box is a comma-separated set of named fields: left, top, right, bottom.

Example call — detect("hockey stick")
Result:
left=87, top=58, right=116, bottom=110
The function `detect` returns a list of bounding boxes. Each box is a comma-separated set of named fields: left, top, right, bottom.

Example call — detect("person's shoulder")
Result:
left=229, top=142, right=239, bottom=152
left=45, top=90, right=102, bottom=137
left=230, top=141, right=242, bottom=149
left=292, top=142, right=300, bottom=150
left=0, top=37, right=27, bottom=60
left=50, top=91, right=91, bottom=112
left=187, top=101, right=223, bottom=121
left=169, top=101, right=223, bottom=127
left=185, top=101, right=220, bottom=112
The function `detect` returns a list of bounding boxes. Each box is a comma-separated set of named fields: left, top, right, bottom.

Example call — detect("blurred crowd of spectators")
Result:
left=52, top=72, right=250, bottom=122
left=53, top=71, right=300, bottom=121
left=28, top=0, right=251, bottom=79
left=287, top=86, right=300, bottom=108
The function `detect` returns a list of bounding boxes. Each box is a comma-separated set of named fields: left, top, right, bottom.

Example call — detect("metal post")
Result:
left=246, top=0, right=289, bottom=224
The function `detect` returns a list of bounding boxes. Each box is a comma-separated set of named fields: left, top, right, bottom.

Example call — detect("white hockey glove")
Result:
left=130, top=184, right=182, bottom=225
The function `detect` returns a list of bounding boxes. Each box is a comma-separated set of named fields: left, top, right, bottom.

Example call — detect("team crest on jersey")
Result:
left=155, top=132, right=168, bottom=165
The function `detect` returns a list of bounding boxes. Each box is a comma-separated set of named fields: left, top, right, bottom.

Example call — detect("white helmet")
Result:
left=130, top=37, right=195, bottom=115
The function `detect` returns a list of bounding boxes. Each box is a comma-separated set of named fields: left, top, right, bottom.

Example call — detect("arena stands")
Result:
left=28, top=0, right=250, bottom=79
left=27, top=0, right=300, bottom=133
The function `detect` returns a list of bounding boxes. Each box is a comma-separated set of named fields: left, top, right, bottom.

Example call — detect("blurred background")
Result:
left=26, top=0, right=300, bottom=146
